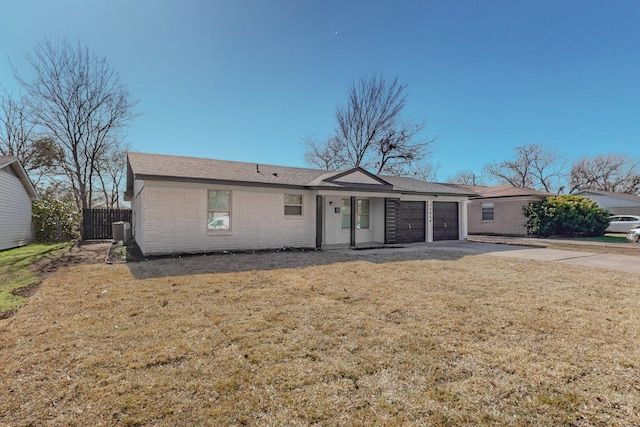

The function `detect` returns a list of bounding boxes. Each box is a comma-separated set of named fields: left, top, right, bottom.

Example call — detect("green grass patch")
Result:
left=575, top=234, right=629, bottom=243
left=0, top=242, right=72, bottom=314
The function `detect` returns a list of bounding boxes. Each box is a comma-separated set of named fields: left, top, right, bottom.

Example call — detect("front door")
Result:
left=397, top=201, right=426, bottom=243
left=433, top=202, right=459, bottom=241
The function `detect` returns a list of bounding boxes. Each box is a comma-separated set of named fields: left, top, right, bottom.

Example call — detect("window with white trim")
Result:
left=284, top=194, right=303, bottom=216
left=357, top=199, right=370, bottom=229
left=341, top=198, right=351, bottom=229
left=207, top=190, right=231, bottom=230
left=481, top=202, right=494, bottom=221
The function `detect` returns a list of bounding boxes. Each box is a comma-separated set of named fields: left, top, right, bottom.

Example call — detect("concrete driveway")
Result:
left=351, top=240, right=640, bottom=275
left=484, top=247, right=640, bottom=274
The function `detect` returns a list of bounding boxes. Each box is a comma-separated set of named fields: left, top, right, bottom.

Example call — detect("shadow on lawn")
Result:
left=124, top=246, right=476, bottom=279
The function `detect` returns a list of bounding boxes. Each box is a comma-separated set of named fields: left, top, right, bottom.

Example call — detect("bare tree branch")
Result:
left=304, top=75, right=434, bottom=175
left=483, top=144, right=566, bottom=192
left=15, top=38, right=138, bottom=208
left=570, top=154, right=640, bottom=194
left=447, top=170, right=483, bottom=185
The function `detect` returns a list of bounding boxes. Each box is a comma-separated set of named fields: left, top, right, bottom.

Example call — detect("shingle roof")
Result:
left=382, top=176, right=473, bottom=195
left=455, top=185, right=552, bottom=199
left=575, top=189, right=640, bottom=203
left=127, top=152, right=327, bottom=187
left=127, top=152, right=473, bottom=196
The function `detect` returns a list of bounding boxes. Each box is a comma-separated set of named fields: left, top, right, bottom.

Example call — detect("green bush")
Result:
left=523, top=195, right=610, bottom=237
left=32, top=197, right=81, bottom=242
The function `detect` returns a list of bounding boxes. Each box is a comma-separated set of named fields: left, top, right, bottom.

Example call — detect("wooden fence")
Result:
left=82, top=208, right=132, bottom=240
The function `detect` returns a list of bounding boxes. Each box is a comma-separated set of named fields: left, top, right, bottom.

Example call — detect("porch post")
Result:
left=350, top=196, right=356, bottom=247
left=315, top=195, right=323, bottom=249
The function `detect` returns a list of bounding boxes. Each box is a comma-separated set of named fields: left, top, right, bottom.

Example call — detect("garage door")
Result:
left=397, top=201, right=426, bottom=243
left=433, top=202, right=459, bottom=241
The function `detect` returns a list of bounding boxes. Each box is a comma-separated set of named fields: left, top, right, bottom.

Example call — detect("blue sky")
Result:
left=1, top=0, right=639, bottom=181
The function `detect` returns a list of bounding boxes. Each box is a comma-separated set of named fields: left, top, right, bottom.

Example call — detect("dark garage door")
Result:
left=433, top=202, right=459, bottom=241
left=397, top=201, right=426, bottom=243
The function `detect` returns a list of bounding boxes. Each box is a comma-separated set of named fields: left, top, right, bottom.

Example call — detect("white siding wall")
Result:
left=137, top=181, right=316, bottom=255
left=585, top=193, right=640, bottom=209
left=0, top=167, right=33, bottom=250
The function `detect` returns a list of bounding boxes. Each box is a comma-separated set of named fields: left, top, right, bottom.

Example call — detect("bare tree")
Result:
left=0, top=93, right=36, bottom=166
left=0, top=94, right=64, bottom=187
left=16, top=38, right=138, bottom=208
left=95, top=141, right=130, bottom=208
left=569, top=154, right=640, bottom=194
left=405, top=162, right=439, bottom=182
left=302, top=136, right=347, bottom=170
left=447, top=170, right=483, bottom=186
left=304, top=75, right=434, bottom=174
left=483, top=144, right=566, bottom=192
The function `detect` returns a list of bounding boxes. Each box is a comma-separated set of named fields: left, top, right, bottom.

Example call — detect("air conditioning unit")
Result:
left=112, top=221, right=131, bottom=243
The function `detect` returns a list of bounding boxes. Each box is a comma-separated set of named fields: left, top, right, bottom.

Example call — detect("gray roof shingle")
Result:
left=127, top=152, right=474, bottom=196
left=455, top=185, right=552, bottom=199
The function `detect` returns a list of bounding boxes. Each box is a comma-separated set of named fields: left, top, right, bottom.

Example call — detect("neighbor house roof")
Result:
left=0, top=155, right=38, bottom=200
left=455, top=185, right=552, bottom=199
left=574, top=189, right=640, bottom=204
left=126, top=152, right=473, bottom=199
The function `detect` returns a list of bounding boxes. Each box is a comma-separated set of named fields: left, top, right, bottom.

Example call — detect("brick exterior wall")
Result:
left=133, top=181, right=316, bottom=255
left=467, top=197, right=541, bottom=236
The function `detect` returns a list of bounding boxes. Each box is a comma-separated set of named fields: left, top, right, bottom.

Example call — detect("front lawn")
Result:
left=0, top=242, right=71, bottom=315
left=1, top=249, right=639, bottom=425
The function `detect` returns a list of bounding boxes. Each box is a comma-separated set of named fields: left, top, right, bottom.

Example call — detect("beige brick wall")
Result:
left=467, top=198, right=537, bottom=236
left=136, top=181, right=316, bottom=255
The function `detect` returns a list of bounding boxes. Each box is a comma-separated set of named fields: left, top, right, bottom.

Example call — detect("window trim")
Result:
left=284, top=194, right=303, bottom=216
left=207, top=190, right=232, bottom=233
left=481, top=202, right=494, bottom=221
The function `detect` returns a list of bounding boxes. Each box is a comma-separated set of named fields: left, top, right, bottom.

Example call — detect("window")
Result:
left=357, top=199, right=369, bottom=229
left=284, top=194, right=303, bottom=216
left=207, top=190, right=231, bottom=230
left=481, top=203, right=494, bottom=221
left=341, top=198, right=370, bottom=229
left=341, top=198, right=351, bottom=229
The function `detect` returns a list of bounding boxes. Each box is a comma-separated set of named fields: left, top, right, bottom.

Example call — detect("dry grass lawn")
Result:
left=1, top=247, right=639, bottom=426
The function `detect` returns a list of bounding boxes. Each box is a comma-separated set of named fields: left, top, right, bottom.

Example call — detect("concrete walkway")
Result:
left=347, top=239, right=640, bottom=275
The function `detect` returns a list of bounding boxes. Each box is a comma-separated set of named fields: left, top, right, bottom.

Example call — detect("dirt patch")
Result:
left=22, top=240, right=112, bottom=298
left=30, top=240, right=111, bottom=274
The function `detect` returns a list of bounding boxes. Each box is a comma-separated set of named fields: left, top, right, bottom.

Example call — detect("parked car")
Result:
left=606, top=215, right=640, bottom=233
left=627, top=226, right=640, bottom=243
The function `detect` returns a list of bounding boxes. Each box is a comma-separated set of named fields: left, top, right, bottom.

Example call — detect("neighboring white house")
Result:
left=0, top=156, right=38, bottom=250
left=457, top=185, right=551, bottom=236
left=124, top=152, right=474, bottom=256
left=574, top=189, right=640, bottom=216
